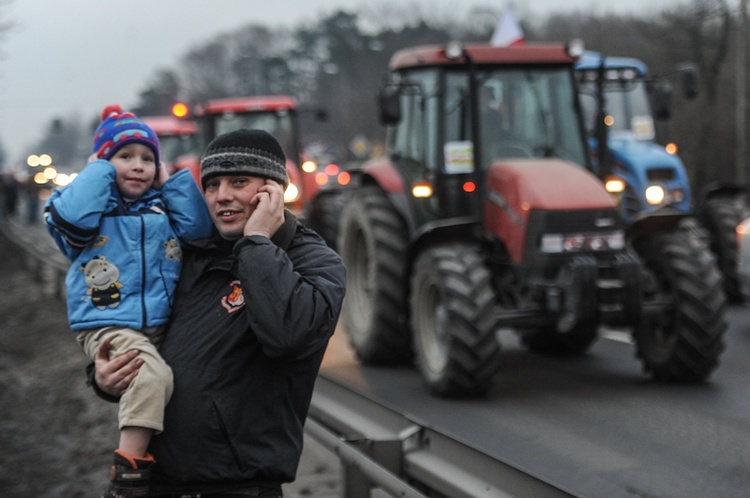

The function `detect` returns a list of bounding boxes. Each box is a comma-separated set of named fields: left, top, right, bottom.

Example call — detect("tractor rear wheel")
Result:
left=337, top=186, right=412, bottom=363
left=410, top=244, right=501, bottom=397
left=697, top=194, right=750, bottom=302
left=306, top=191, right=345, bottom=250
left=632, top=218, right=726, bottom=382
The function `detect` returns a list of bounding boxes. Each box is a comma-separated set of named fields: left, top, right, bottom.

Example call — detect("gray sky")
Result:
left=0, top=0, right=678, bottom=164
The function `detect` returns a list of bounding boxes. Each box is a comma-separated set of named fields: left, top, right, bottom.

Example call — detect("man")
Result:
left=92, top=129, right=346, bottom=497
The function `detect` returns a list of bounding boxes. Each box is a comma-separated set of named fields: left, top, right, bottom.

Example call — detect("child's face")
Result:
left=109, top=143, right=157, bottom=199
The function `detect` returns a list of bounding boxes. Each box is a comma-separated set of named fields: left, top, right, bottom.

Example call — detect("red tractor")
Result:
left=336, top=42, right=726, bottom=396
left=141, top=115, right=197, bottom=176
left=181, top=95, right=334, bottom=221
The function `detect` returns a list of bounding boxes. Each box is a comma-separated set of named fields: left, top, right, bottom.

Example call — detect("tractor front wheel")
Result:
left=410, top=244, right=501, bottom=397
left=631, top=218, right=726, bottom=382
left=337, top=186, right=412, bottom=363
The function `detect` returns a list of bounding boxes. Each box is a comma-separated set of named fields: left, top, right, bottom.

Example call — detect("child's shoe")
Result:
left=102, top=449, right=155, bottom=498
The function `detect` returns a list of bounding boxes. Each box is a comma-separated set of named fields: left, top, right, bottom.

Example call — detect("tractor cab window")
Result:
left=388, top=70, right=439, bottom=181
left=213, top=110, right=297, bottom=158
left=578, top=78, right=655, bottom=140
left=445, top=67, right=587, bottom=169
left=159, top=135, right=196, bottom=165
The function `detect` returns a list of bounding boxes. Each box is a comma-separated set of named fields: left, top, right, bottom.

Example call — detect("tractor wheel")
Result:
left=697, top=194, right=750, bottom=302
left=337, top=186, right=412, bottom=363
left=410, top=244, right=501, bottom=397
left=631, top=218, right=726, bottom=382
left=306, top=191, right=345, bottom=249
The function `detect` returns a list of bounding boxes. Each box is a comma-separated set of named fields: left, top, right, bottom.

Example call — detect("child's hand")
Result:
left=153, top=161, right=170, bottom=188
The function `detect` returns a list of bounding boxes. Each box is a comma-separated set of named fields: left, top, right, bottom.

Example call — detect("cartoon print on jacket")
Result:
left=80, top=256, right=124, bottom=310
left=163, top=238, right=182, bottom=262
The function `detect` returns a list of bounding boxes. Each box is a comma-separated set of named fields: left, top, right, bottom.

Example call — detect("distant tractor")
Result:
left=336, top=42, right=726, bottom=397
left=576, top=51, right=750, bottom=301
left=141, top=115, right=197, bottom=173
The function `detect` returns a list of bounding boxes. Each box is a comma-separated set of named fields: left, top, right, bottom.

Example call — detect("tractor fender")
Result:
left=361, top=157, right=405, bottom=194
left=695, top=181, right=748, bottom=208
left=625, top=207, right=690, bottom=243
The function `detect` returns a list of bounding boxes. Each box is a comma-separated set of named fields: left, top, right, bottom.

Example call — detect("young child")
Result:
left=44, top=104, right=213, bottom=497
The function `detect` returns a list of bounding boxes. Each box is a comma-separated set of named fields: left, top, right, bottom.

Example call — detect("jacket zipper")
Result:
left=140, top=215, right=147, bottom=328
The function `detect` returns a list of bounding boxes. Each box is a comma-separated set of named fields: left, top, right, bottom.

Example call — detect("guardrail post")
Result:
left=343, top=438, right=404, bottom=497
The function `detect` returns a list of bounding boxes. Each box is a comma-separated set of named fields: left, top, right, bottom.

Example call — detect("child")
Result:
left=44, top=104, right=213, bottom=497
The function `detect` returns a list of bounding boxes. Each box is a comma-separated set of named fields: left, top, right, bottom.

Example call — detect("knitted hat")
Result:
left=200, top=129, right=288, bottom=189
left=92, top=104, right=160, bottom=164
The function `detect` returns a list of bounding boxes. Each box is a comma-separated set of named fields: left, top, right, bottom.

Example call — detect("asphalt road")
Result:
left=320, top=304, right=750, bottom=498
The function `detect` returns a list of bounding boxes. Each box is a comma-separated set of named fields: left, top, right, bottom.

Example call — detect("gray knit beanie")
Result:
left=200, top=129, right=288, bottom=190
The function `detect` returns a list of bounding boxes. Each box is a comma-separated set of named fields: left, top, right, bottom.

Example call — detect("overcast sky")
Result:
left=0, top=0, right=679, bottom=164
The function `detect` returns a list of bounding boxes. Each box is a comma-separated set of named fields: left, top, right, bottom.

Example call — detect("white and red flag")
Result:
left=490, top=5, right=524, bottom=47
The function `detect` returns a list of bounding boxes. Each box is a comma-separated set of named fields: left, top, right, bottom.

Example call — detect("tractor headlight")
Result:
left=645, top=185, right=666, bottom=205
left=540, top=231, right=625, bottom=254
left=284, top=182, right=300, bottom=204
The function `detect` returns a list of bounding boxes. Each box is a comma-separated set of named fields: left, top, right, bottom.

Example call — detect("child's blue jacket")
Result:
left=44, top=160, right=214, bottom=331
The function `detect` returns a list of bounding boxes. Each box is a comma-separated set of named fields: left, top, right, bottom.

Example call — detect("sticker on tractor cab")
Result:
left=444, top=141, right=474, bottom=174
left=632, top=115, right=655, bottom=141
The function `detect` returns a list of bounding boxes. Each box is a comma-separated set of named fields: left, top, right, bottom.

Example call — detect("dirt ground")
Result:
left=0, top=224, right=341, bottom=498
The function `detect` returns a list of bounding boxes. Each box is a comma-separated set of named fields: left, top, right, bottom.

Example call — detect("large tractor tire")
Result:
left=305, top=191, right=345, bottom=250
left=631, top=218, right=726, bottom=382
left=410, top=244, right=501, bottom=397
left=337, top=186, right=412, bottom=363
left=697, top=194, right=750, bottom=302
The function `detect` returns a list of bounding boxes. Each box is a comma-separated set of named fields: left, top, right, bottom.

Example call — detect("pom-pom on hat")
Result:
left=200, top=128, right=288, bottom=189
left=92, top=104, right=160, bottom=164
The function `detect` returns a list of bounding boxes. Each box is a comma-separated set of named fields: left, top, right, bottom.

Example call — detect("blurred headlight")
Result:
left=645, top=185, right=666, bottom=205
left=540, top=231, right=625, bottom=254
left=605, top=176, right=626, bottom=194
left=284, top=183, right=300, bottom=203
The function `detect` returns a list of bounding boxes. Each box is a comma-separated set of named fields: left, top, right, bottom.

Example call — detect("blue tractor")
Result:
left=576, top=51, right=750, bottom=301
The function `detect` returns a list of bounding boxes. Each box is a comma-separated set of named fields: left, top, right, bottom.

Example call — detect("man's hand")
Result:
left=94, top=338, right=142, bottom=397
left=243, top=179, right=285, bottom=238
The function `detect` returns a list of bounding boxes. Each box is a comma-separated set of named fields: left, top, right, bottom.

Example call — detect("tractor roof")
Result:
left=195, top=95, right=298, bottom=116
left=390, top=43, right=578, bottom=70
left=575, top=51, right=648, bottom=75
left=141, top=116, right=197, bottom=136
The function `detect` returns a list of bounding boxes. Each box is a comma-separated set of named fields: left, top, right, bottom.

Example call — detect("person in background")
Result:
left=45, top=104, right=213, bottom=497
left=92, top=128, right=346, bottom=497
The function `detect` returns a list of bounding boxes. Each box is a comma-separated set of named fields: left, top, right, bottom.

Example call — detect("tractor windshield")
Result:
left=445, top=67, right=587, bottom=169
left=159, top=135, right=195, bottom=164
left=578, top=79, right=654, bottom=140
left=199, top=110, right=297, bottom=159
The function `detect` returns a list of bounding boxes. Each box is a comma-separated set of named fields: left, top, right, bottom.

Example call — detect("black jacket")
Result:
left=148, top=212, right=346, bottom=495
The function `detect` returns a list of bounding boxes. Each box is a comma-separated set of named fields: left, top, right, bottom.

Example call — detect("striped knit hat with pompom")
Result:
left=92, top=104, right=160, bottom=164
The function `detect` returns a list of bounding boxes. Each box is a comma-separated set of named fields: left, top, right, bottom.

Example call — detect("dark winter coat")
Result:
left=148, top=212, right=346, bottom=495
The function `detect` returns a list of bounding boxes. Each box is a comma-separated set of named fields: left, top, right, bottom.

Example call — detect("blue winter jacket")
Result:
left=44, top=160, right=214, bottom=331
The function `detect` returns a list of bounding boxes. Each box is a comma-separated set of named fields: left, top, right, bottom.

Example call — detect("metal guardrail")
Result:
left=0, top=217, right=69, bottom=299
left=307, top=376, right=575, bottom=498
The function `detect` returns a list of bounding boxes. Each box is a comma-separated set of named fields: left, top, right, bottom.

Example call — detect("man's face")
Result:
left=203, top=175, right=266, bottom=240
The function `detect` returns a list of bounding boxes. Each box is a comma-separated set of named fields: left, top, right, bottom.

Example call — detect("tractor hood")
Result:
left=484, top=158, right=618, bottom=263
left=485, top=158, right=615, bottom=213
left=605, top=134, right=686, bottom=171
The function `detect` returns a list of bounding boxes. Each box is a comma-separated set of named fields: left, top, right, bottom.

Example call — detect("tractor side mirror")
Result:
left=653, top=82, right=673, bottom=120
left=378, top=86, right=402, bottom=125
left=679, top=64, right=699, bottom=100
